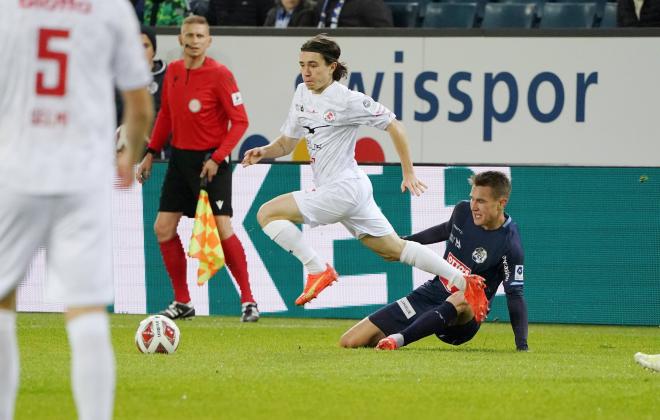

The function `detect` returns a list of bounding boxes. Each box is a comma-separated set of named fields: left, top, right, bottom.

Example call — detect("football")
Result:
left=135, top=315, right=180, bottom=354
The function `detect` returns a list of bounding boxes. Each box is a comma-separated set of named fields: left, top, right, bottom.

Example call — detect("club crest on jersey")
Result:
left=231, top=92, right=243, bottom=106
left=362, top=99, right=372, bottom=108
left=323, top=110, right=335, bottom=122
left=472, top=247, right=487, bottom=264
left=188, top=99, right=201, bottom=113
left=148, top=81, right=159, bottom=95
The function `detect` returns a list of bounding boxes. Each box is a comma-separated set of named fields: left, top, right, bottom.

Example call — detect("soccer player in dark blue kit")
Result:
left=340, top=171, right=529, bottom=351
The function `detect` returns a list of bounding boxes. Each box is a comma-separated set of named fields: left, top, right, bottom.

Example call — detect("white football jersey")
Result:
left=0, top=0, right=151, bottom=193
left=281, top=82, right=395, bottom=186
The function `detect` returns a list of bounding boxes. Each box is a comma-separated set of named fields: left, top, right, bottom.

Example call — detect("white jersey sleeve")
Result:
left=280, top=84, right=306, bottom=139
left=111, top=1, right=152, bottom=91
left=343, top=89, right=396, bottom=130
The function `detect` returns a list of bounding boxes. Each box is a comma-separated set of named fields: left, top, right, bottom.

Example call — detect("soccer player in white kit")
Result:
left=0, top=2, right=153, bottom=419
left=242, top=35, right=471, bottom=306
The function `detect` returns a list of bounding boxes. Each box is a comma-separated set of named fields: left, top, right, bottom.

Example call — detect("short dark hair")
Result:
left=140, top=25, right=157, bottom=53
left=470, top=171, right=511, bottom=199
left=300, top=34, right=348, bottom=81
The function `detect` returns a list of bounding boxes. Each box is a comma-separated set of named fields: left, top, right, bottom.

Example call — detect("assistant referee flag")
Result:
left=188, top=189, right=225, bottom=285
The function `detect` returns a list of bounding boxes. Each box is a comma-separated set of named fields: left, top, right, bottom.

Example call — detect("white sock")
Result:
left=66, top=312, right=115, bottom=420
left=399, top=241, right=466, bottom=290
left=390, top=333, right=404, bottom=348
left=0, top=310, right=18, bottom=420
left=263, top=220, right=326, bottom=274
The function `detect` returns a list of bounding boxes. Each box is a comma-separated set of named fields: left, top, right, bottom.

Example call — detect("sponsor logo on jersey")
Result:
left=231, top=92, right=243, bottom=106
left=502, top=255, right=510, bottom=281
left=447, top=253, right=470, bottom=275
left=515, top=265, right=524, bottom=281
left=323, top=110, right=335, bottom=122
left=396, top=297, right=416, bottom=319
left=449, top=232, right=461, bottom=249
left=452, top=223, right=463, bottom=235
left=20, top=0, right=92, bottom=13
left=442, top=253, right=471, bottom=293
left=472, top=247, right=487, bottom=264
left=188, top=98, right=201, bottom=113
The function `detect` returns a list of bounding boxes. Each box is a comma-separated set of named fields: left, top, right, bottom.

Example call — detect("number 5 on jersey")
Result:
left=36, top=28, right=70, bottom=97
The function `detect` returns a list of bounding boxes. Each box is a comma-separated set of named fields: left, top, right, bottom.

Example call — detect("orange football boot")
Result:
left=376, top=336, right=399, bottom=351
left=294, top=264, right=339, bottom=305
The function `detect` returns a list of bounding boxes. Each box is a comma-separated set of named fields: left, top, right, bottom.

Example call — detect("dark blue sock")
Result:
left=401, top=301, right=458, bottom=346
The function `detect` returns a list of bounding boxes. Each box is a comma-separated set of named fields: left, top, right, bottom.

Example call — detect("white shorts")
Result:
left=292, top=173, right=394, bottom=239
left=0, top=186, right=114, bottom=307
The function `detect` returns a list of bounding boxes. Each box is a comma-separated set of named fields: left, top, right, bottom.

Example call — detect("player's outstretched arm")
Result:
left=386, top=120, right=427, bottom=196
left=241, top=135, right=299, bottom=167
left=120, top=87, right=153, bottom=188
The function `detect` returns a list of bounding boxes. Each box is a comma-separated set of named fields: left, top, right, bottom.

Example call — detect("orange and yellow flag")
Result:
left=188, top=189, right=224, bottom=285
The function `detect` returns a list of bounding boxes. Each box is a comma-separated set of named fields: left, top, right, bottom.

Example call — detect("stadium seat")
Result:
left=423, top=2, right=478, bottom=28
left=386, top=0, right=429, bottom=18
left=551, top=0, right=606, bottom=22
left=481, top=3, right=536, bottom=28
left=599, top=2, right=617, bottom=27
left=388, top=2, right=421, bottom=27
left=538, top=2, right=597, bottom=28
left=441, top=0, right=487, bottom=25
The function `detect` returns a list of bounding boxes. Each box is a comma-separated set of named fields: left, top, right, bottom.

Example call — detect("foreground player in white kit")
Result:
left=0, top=1, right=153, bottom=419
left=242, top=35, right=481, bottom=306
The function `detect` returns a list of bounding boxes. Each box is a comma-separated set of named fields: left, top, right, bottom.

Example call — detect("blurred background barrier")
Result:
left=18, top=163, right=660, bottom=326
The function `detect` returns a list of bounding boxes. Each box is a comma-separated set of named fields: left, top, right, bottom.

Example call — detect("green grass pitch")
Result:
left=14, top=313, right=659, bottom=419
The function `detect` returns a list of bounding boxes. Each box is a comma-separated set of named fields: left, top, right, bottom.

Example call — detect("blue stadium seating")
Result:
left=386, top=0, right=430, bottom=18
left=481, top=3, right=536, bottom=28
left=599, top=2, right=617, bottom=27
left=388, top=2, right=421, bottom=27
left=423, top=2, right=478, bottom=28
left=538, top=2, right=597, bottom=28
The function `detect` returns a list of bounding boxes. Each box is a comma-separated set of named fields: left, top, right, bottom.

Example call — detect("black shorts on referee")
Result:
left=159, top=147, right=233, bottom=218
left=369, top=278, right=480, bottom=346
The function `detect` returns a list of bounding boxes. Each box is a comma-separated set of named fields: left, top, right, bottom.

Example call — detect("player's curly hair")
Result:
left=470, top=171, right=511, bottom=199
left=300, top=34, right=348, bottom=81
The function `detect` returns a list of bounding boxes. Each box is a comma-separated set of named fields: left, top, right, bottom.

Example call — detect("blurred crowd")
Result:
left=127, top=0, right=659, bottom=28
left=130, top=0, right=392, bottom=27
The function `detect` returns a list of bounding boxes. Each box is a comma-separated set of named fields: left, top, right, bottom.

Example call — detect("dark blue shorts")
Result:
left=368, top=278, right=480, bottom=346
left=159, top=147, right=232, bottom=218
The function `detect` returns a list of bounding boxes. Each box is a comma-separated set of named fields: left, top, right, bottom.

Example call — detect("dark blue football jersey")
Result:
left=405, top=200, right=529, bottom=350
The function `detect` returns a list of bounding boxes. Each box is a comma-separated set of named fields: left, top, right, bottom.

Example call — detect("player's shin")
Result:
left=0, top=310, right=18, bottom=420
left=262, top=220, right=325, bottom=274
left=66, top=311, right=115, bottom=420
left=400, top=301, right=458, bottom=346
left=399, top=241, right=466, bottom=290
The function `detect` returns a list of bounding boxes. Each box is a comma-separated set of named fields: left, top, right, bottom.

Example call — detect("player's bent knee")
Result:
left=447, top=292, right=469, bottom=312
left=256, top=204, right=272, bottom=227
left=339, top=335, right=361, bottom=348
left=154, top=220, right=176, bottom=242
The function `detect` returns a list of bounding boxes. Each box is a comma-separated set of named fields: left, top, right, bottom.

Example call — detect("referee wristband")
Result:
left=145, top=147, right=159, bottom=157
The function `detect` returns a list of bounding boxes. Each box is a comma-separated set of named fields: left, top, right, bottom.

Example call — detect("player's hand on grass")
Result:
left=136, top=153, right=153, bottom=184
left=401, top=172, right=428, bottom=196
left=241, top=147, right=265, bottom=167
left=201, top=159, right=219, bottom=182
